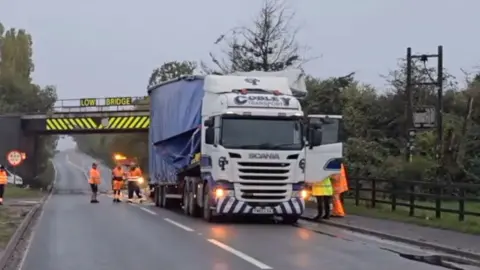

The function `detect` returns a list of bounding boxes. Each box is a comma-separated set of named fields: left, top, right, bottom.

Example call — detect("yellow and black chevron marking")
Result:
left=45, top=116, right=150, bottom=131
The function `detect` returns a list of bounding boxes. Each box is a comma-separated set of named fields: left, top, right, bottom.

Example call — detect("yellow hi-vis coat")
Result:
left=312, top=176, right=334, bottom=196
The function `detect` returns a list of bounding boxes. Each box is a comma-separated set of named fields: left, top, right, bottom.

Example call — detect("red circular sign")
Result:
left=7, top=150, right=23, bottom=167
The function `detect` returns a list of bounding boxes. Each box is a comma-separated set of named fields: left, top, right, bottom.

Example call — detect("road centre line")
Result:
left=66, top=154, right=89, bottom=179
left=164, top=218, right=194, bottom=232
left=207, top=239, right=273, bottom=269
left=139, top=207, right=157, bottom=215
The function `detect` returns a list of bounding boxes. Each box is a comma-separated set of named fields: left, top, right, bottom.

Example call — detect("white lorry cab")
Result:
left=149, top=70, right=341, bottom=223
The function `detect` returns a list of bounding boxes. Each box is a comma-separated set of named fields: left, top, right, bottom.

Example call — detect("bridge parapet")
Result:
left=20, top=96, right=150, bottom=134
left=24, top=96, right=149, bottom=116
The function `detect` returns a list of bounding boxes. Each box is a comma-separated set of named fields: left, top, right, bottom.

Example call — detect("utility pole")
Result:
left=405, top=46, right=444, bottom=163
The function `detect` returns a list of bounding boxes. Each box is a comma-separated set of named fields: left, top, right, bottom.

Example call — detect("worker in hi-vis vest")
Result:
left=0, top=165, right=8, bottom=205
left=126, top=162, right=144, bottom=203
left=89, top=163, right=101, bottom=203
left=331, top=164, right=349, bottom=217
left=111, top=164, right=125, bottom=203
left=311, top=175, right=334, bottom=220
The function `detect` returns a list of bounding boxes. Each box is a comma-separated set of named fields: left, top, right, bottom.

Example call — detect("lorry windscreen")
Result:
left=220, top=117, right=303, bottom=150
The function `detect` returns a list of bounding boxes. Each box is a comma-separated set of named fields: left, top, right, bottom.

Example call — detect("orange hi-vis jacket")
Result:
left=89, top=168, right=101, bottom=185
left=332, top=164, right=349, bottom=194
left=112, top=167, right=124, bottom=180
left=126, top=168, right=142, bottom=181
left=331, top=164, right=349, bottom=217
left=0, top=170, right=7, bottom=185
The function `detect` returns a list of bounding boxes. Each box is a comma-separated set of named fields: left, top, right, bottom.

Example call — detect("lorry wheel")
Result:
left=202, top=186, right=215, bottom=222
left=183, top=186, right=190, bottom=215
left=155, top=186, right=161, bottom=207
left=188, top=191, right=200, bottom=217
left=161, top=186, right=169, bottom=208
left=282, top=216, right=299, bottom=224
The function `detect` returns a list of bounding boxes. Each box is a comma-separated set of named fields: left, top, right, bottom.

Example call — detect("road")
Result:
left=19, top=150, right=460, bottom=270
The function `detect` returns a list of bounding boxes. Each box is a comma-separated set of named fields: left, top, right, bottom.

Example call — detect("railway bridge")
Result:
left=0, top=96, right=149, bottom=185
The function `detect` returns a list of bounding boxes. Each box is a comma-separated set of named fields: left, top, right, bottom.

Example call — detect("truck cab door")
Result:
left=202, top=116, right=226, bottom=181
left=305, top=114, right=343, bottom=186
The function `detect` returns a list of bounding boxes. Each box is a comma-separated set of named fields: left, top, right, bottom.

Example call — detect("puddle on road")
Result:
left=298, top=220, right=480, bottom=270
left=380, top=247, right=477, bottom=270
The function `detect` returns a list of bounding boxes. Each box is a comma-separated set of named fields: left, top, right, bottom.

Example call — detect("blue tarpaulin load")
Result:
left=148, top=76, right=204, bottom=184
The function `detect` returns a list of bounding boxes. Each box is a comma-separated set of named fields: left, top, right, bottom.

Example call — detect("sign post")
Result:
left=7, top=150, right=23, bottom=185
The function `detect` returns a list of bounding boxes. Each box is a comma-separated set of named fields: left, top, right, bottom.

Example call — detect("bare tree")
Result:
left=204, top=0, right=304, bottom=74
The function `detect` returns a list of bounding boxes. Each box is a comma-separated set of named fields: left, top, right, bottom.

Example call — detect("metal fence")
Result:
left=346, top=178, right=480, bottom=221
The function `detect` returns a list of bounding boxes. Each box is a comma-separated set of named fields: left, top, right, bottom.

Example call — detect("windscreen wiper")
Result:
left=267, top=143, right=300, bottom=149
left=234, top=143, right=300, bottom=149
left=235, top=144, right=262, bottom=149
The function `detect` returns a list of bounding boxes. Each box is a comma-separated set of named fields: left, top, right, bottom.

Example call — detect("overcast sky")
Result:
left=2, top=0, right=479, bottom=99
left=2, top=0, right=479, bottom=149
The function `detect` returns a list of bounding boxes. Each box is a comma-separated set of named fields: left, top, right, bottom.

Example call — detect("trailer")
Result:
left=148, top=72, right=340, bottom=223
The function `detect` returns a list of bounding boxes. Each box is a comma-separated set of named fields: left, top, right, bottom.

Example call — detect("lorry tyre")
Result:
left=282, top=215, right=299, bottom=224
left=188, top=190, right=200, bottom=217
left=155, top=186, right=161, bottom=207
left=202, top=185, right=215, bottom=222
left=161, top=186, right=169, bottom=208
left=183, top=186, right=190, bottom=215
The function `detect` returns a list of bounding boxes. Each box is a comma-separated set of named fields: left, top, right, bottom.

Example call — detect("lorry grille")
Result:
left=237, top=162, right=289, bottom=182
left=235, top=161, right=291, bottom=201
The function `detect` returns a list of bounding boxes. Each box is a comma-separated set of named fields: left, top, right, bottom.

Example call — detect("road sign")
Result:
left=7, top=150, right=23, bottom=167
left=414, top=106, right=436, bottom=129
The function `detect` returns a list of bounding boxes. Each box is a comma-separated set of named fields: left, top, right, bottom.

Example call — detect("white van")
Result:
left=5, top=168, right=23, bottom=186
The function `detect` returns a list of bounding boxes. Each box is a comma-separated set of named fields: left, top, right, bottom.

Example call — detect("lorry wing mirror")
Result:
left=205, top=127, right=215, bottom=145
left=204, top=119, right=214, bottom=127
left=309, top=129, right=323, bottom=149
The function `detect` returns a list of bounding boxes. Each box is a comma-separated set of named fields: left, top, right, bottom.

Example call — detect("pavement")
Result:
left=302, top=203, right=480, bottom=256
left=17, top=149, right=479, bottom=270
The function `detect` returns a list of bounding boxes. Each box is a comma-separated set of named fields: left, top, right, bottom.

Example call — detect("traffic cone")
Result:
left=332, top=194, right=345, bottom=217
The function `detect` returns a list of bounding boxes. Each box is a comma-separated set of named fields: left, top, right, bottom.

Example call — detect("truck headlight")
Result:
left=137, top=177, right=144, bottom=184
left=214, top=188, right=234, bottom=198
left=292, top=189, right=309, bottom=199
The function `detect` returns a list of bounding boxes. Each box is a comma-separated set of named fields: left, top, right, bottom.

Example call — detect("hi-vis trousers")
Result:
left=127, top=181, right=142, bottom=199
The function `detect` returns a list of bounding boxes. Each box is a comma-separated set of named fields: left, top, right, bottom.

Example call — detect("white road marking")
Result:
left=18, top=160, right=58, bottom=270
left=65, top=154, right=89, bottom=179
left=164, top=218, right=194, bottom=232
left=139, top=207, right=157, bottom=215
left=207, top=239, right=273, bottom=269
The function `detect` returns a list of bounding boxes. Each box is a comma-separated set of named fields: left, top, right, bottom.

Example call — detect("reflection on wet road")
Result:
left=19, top=150, right=473, bottom=270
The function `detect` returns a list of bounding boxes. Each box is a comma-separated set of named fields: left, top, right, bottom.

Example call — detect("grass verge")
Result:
left=5, top=185, right=45, bottom=199
left=306, top=198, right=480, bottom=235
left=0, top=205, right=32, bottom=249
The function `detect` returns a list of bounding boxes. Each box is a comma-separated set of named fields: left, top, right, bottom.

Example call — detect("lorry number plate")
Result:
left=252, top=207, right=274, bottom=214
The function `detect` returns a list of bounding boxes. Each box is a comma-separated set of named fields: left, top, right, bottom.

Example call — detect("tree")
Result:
left=148, top=60, right=197, bottom=88
left=0, top=27, right=34, bottom=82
left=0, top=22, right=58, bottom=187
left=206, top=0, right=301, bottom=74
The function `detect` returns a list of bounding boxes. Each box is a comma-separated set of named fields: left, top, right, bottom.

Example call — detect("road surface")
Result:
left=19, top=150, right=460, bottom=270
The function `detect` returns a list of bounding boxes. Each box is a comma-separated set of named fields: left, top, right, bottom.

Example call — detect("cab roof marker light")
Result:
left=273, top=90, right=282, bottom=95
left=225, top=111, right=234, bottom=114
left=294, top=112, right=302, bottom=116
left=240, top=89, right=248, bottom=94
